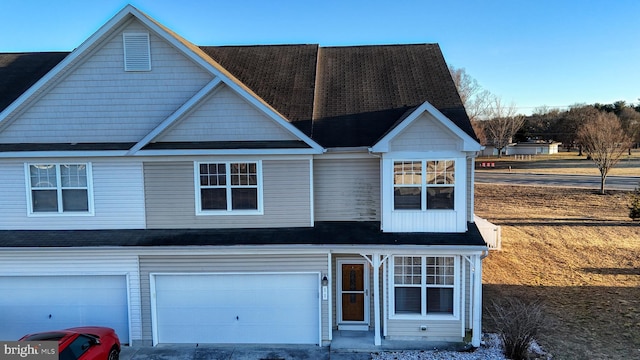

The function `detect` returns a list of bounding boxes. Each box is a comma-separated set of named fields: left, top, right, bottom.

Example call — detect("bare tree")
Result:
left=471, top=120, right=487, bottom=145
left=554, top=105, right=600, bottom=154
left=482, top=98, right=525, bottom=157
left=618, top=107, right=640, bottom=152
left=448, top=65, right=493, bottom=121
left=577, top=111, right=632, bottom=194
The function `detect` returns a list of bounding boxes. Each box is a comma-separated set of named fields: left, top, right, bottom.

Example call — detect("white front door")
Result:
left=337, top=260, right=369, bottom=330
left=151, top=273, right=320, bottom=344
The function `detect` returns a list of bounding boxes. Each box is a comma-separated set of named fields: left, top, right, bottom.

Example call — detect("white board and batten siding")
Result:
left=0, top=19, right=212, bottom=144
left=156, top=84, right=299, bottom=143
left=143, top=159, right=312, bottom=229
left=380, top=157, right=468, bottom=233
left=313, top=157, right=380, bottom=222
left=381, top=112, right=469, bottom=232
left=138, top=253, right=329, bottom=346
left=0, top=250, right=141, bottom=344
left=0, top=159, right=146, bottom=230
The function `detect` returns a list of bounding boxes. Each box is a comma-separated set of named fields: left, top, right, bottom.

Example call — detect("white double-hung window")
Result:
left=26, top=163, right=93, bottom=215
left=195, top=161, right=263, bottom=215
left=392, top=256, right=457, bottom=317
left=393, top=160, right=455, bottom=210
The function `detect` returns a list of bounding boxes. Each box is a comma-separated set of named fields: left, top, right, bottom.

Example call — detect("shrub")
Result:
left=629, top=183, right=640, bottom=220
left=487, top=297, right=548, bottom=360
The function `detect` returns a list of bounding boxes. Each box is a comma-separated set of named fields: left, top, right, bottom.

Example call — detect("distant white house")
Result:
left=481, top=141, right=562, bottom=157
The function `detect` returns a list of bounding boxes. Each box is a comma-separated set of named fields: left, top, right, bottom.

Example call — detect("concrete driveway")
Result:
left=119, top=344, right=372, bottom=360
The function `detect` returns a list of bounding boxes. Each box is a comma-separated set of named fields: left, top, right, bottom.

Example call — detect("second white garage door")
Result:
left=152, top=273, right=320, bottom=344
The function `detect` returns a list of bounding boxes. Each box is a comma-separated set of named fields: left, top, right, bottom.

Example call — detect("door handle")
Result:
left=365, top=289, right=369, bottom=297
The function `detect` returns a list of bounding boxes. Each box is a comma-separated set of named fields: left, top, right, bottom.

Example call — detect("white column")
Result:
left=372, top=253, right=382, bottom=346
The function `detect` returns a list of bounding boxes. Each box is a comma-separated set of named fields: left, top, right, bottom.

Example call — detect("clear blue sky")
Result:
left=1, top=0, right=638, bottom=114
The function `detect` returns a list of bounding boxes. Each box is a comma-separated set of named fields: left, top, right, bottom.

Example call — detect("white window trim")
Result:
left=389, top=255, right=459, bottom=320
left=24, top=163, right=95, bottom=217
left=194, top=161, right=264, bottom=216
left=392, top=159, right=456, bottom=212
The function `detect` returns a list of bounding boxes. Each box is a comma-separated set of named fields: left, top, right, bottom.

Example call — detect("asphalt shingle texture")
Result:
left=0, top=222, right=486, bottom=248
left=0, top=44, right=477, bottom=149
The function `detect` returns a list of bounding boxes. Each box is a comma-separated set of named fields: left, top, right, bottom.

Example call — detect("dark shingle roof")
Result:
left=313, top=44, right=472, bottom=147
left=0, top=44, right=476, bottom=148
left=201, top=45, right=318, bottom=135
left=0, top=222, right=486, bottom=248
left=0, top=52, right=68, bottom=112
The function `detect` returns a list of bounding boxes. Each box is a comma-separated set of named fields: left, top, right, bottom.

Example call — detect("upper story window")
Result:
left=195, top=161, right=263, bottom=215
left=393, top=160, right=455, bottom=210
left=26, top=163, right=93, bottom=215
left=393, top=256, right=456, bottom=317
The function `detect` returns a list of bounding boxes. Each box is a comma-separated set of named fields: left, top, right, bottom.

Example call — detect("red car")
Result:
left=19, top=326, right=120, bottom=360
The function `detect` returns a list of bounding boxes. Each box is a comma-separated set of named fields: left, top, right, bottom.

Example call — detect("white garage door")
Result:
left=153, top=273, right=320, bottom=344
left=0, top=275, right=129, bottom=341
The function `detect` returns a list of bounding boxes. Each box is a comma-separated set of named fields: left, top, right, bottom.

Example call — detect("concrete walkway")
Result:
left=118, top=331, right=464, bottom=360
left=120, top=344, right=332, bottom=360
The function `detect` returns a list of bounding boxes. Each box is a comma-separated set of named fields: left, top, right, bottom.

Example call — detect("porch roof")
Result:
left=0, top=222, right=486, bottom=248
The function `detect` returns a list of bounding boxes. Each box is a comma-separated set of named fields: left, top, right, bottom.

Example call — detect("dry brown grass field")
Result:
left=476, top=184, right=640, bottom=359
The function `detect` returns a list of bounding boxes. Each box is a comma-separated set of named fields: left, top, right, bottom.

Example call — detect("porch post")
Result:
left=372, top=252, right=382, bottom=346
left=472, top=254, right=482, bottom=347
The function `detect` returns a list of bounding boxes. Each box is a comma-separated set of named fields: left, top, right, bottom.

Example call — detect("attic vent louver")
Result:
left=123, top=32, right=151, bottom=71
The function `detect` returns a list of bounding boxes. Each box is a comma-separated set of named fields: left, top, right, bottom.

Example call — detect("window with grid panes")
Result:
left=393, top=256, right=455, bottom=315
left=393, top=160, right=455, bottom=210
left=27, top=163, right=91, bottom=214
left=197, top=162, right=260, bottom=212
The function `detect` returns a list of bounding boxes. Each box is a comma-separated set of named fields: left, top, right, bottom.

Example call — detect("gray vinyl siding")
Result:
left=0, top=250, right=141, bottom=345
left=139, top=253, right=329, bottom=345
left=157, top=85, right=298, bottom=142
left=388, top=113, right=461, bottom=152
left=385, top=319, right=462, bottom=341
left=0, top=159, right=146, bottom=230
left=0, top=19, right=212, bottom=144
left=314, top=157, right=380, bottom=222
left=144, top=159, right=311, bottom=228
left=464, top=258, right=472, bottom=332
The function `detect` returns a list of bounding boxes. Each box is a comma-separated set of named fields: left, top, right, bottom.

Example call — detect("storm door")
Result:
left=337, top=260, right=370, bottom=330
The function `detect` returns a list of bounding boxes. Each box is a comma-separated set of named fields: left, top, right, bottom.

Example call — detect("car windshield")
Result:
left=22, top=332, right=66, bottom=341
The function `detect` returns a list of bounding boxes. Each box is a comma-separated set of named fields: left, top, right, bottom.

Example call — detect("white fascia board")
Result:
left=0, top=244, right=487, bottom=256
left=131, top=148, right=322, bottom=156
left=0, top=5, right=139, bottom=130
left=379, top=150, right=464, bottom=159
left=129, top=8, right=325, bottom=154
left=0, top=151, right=130, bottom=158
left=314, top=148, right=376, bottom=160
left=370, top=101, right=482, bottom=153
left=127, top=77, right=223, bottom=155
